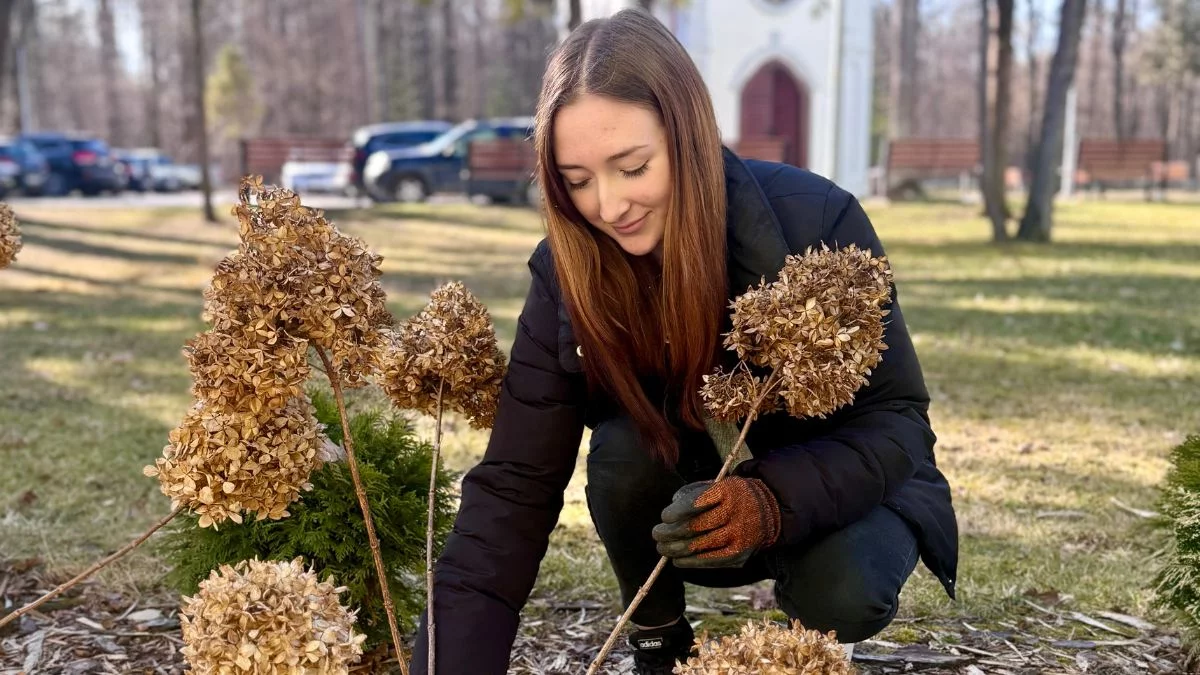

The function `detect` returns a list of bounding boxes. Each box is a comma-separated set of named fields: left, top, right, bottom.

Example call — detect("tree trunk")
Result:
left=1018, top=0, right=1088, bottom=242
left=442, top=0, right=458, bottom=121
left=99, top=0, right=122, bottom=146
left=889, top=0, right=921, bottom=139
left=141, top=0, right=163, bottom=147
left=1111, top=0, right=1127, bottom=141
left=1084, top=0, right=1102, bottom=132
left=1026, top=0, right=1040, bottom=176
left=638, top=0, right=653, bottom=10
left=982, top=0, right=1015, bottom=241
left=0, top=0, right=16, bottom=123
left=980, top=0, right=995, bottom=224
left=418, top=6, right=436, bottom=119
left=191, top=0, right=216, bottom=223
left=569, top=0, right=583, bottom=31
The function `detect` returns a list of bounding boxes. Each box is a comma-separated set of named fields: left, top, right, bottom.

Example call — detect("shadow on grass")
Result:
left=20, top=218, right=229, bottom=250
left=18, top=229, right=201, bottom=266
left=894, top=239, right=1200, bottom=265
left=326, top=203, right=545, bottom=236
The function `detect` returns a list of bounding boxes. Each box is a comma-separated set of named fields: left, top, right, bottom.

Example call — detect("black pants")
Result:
left=585, top=416, right=920, bottom=643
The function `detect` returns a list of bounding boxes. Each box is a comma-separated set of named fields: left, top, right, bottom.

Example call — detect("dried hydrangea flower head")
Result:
left=180, top=557, right=366, bottom=674
left=0, top=203, right=21, bottom=269
left=382, top=281, right=506, bottom=429
left=702, top=244, right=893, bottom=422
left=673, top=619, right=853, bottom=675
left=204, top=176, right=394, bottom=388
left=184, top=327, right=311, bottom=415
left=144, top=396, right=323, bottom=528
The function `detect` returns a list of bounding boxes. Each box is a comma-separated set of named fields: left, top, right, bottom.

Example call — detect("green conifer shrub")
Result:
left=1154, top=435, right=1200, bottom=647
left=157, top=388, right=458, bottom=648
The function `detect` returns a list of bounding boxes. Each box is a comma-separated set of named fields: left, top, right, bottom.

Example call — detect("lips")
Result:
left=613, top=213, right=647, bottom=235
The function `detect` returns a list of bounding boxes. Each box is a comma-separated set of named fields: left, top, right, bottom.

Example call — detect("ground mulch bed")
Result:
left=2, top=559, right=1192, bottom=674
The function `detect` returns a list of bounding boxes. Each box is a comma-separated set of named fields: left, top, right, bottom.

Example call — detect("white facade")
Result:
left=554, top=0, right=875, bottom=197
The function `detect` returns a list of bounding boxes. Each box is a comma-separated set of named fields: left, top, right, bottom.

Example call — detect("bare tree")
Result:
left=1111, top=0, right=1130, bottom=140
left=442, top=0, right=458, bottom=120
left=569, top=0, right=583, bottom=30
left=191, top=0, right=215, bottom=223
left=1018, top=0, right=1089, bottom=242
left=0, top=0, right=16, bottom=119
left=890, top=0, right=921, bottom=138
left=1026, top=0, right=1041, bottom=170
left=98, top=0, right=122, bottom=146
left=981, top=0, right=1015, bottom=241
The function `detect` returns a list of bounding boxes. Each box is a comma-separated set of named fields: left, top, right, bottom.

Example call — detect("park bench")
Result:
left=239, top=137, right=349, bottom=185
left=465, top=137, right=539, bottom=206
left=734, top=136, right=789, bottom=163
left=1073, top=138, right=1167, bottom=199
left=882, top=138, right=981, bottom=200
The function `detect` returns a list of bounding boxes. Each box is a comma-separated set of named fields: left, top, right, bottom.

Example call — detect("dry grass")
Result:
left=1, top=196, right=1197, bottom=666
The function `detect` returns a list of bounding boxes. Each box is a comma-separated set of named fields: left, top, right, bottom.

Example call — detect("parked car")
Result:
left=348, top=120, right=453, bottom=193
left=362, top=117, right=535, bottom=203
left=19, top=133, right=122, bottom=196
left=114, top=148, right=183, bottom=192
left=0, top=137, right=50, bottom=196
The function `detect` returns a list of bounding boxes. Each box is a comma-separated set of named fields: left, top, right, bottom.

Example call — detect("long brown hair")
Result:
left=533, top=9, right=728, bottom=465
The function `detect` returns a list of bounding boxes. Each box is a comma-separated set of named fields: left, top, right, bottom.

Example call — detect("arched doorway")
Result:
left=738, top=61, right=809, bottom=168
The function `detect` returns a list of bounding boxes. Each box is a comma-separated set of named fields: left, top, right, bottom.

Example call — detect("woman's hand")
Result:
left=651, top=477, right=781, bottom=568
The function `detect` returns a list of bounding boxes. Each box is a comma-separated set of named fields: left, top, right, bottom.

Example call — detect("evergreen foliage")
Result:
left=158, top=389, right=458, bottom=648
left=1153, top=435, right=1200, bottom=644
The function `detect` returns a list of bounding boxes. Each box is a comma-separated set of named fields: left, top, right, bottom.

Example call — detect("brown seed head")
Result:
left=719, top=243, right=893, bottom=420
left=673, top=618, right=854, bottom=675
left=184, top=328, right=311, bottom=415
left=0, top=203, right=22, bottom=269
left=144, top=396, right=323, bottom=528
left=381, top=281, right=506, bottom=429
left=180, top=557, right=366, bottom=674
left=204, top=176, right=393, bottom=387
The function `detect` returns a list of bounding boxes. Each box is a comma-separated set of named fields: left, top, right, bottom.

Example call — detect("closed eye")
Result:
left=621, top=163, right=649, bottom=178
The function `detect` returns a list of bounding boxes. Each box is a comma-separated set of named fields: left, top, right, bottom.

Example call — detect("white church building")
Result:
left=556, top=0, right=875, bottom=197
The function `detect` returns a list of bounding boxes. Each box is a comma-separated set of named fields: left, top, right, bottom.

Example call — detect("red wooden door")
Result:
left=738, top=61, right=809, bottom=168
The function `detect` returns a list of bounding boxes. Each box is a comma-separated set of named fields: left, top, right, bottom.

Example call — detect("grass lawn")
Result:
left=1, top=196, right=1197, bottom=671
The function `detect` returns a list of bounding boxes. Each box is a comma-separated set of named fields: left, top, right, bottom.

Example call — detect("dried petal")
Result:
left=180, top=557, right=366, bottom=674
left=0, top=203, right=22, bottom=269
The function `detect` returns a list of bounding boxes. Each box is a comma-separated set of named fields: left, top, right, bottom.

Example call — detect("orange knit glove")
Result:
left=651, top=477, right=782, bottom=568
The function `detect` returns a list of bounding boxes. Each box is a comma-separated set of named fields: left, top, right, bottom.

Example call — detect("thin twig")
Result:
left=426, top=379, right=445, bottom=675
left=316, top=348, right=409, bottom=675
left=585, top=370, right=781, bottom=674
left=0, top=506, right=184, bottom=630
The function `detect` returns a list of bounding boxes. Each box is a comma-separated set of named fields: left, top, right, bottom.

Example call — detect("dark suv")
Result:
left=348, top=120, right=453, bottom=193
left=0, top=137, right=50, bottom=196
left=19, top=133, right=122, bottom=196
left=362, top=117, right=535, bottom=203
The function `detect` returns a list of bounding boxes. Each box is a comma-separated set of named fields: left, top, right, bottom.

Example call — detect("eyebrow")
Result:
left=557, top=144, right=649, bottom=171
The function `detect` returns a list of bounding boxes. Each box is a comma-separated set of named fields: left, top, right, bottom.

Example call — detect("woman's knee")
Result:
left=770, top=507, right=919, bottom=643
left=586, top=416, right=681, bottom=519
left=774, top=563, right=901, bottom=643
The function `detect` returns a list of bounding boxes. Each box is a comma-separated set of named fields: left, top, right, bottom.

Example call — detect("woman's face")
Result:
left=553, top=94, right=672, bottom=258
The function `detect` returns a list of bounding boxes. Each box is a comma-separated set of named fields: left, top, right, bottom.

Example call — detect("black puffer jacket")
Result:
left=409, top=149, right=958, bottom=674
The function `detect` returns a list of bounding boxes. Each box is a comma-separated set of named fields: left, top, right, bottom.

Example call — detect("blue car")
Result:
left=348, top=120, right=454, bottom=193
left=19, top=133, right=122, bottom=196
left=362, top=117, right=535, bottom=203
left=0, top=137, right=50, bottom=196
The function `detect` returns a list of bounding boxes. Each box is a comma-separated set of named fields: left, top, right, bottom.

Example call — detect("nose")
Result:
left=597, top=177, right=631, bottom=226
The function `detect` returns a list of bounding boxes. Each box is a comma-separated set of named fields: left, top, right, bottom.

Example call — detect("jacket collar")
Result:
left=722, top=147, right=791, bottom=300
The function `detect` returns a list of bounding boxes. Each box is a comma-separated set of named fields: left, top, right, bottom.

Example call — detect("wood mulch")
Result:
left=2, top=559, right=1193, bottom=674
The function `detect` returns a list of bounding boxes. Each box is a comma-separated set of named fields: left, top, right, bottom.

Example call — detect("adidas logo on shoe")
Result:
left=635, top=638, right=665, bottom=650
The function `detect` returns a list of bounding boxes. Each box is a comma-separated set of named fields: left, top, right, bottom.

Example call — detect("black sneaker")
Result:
left=627, top=618, right=695, bottom=675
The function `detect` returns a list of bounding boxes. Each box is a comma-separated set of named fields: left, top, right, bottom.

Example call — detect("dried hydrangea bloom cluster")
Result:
left=381, top=281, right=506, bottom=430
left=145, top=397, right=323, bottom=528
left=673, top=619, right=852, bottom=675
left=701, top=244, right=893, bottom=423
left=207, top=176, right=394, bottom=387
left=147, top=177, right=398, bottom=528
left=0, top=203, right=21, bottom=269
left=180, top=557, right=366, bottom=674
